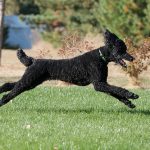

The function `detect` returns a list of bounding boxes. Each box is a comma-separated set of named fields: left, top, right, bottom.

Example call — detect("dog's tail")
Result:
left=17, top=49, right=34, bottom=67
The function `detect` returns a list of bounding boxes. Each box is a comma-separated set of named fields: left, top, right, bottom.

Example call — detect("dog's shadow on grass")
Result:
left=126, top=109, right=150, bottom=115
left=31, top=107, right=96, bottom=114
left=16, top=106, right=150, bottom=115
left=101, top=109, right=150, bottom=116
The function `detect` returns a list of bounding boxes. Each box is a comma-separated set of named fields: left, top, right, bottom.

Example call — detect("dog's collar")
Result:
left=99, top=49, right=106, bottom=62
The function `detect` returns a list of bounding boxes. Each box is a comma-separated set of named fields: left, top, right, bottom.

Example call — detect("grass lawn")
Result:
left=0, top=86, right=150, bottom=150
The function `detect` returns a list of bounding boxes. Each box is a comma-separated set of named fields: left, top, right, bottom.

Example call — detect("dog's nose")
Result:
left=123, top=53, right=135, bottom=62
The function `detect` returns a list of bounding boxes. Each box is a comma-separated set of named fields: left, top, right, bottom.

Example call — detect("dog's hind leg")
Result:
left=0, top=82, right=17, bottom=94
left=0, top=68, right=48, bottom=107
left=0, top=82, right=25, bottom=106
left=0, top=77, right=46, bottom=107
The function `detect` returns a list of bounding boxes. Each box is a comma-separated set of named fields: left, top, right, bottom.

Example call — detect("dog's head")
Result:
left=104, top=29, right=134, bottom=68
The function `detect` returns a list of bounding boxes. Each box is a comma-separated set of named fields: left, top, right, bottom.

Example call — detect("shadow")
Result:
left=96, top=108, right=150, bottom=116
left=15, top=107, right=95, bottom=114
left=127, top=109, right=150, bottom=115
left=36, top=107, right=96, bottom=114
left=14, top=106, right=150, bottom=116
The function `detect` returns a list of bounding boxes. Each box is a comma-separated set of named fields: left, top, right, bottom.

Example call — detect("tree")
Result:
left=5, top=0, right=19, bottom=15
left=93, top=0, right=148, bottom=42
left=0, top=0, right=5, bottom=65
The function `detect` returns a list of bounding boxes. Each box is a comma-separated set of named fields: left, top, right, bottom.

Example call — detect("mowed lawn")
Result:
left=0, top=86, right=150, bottom=150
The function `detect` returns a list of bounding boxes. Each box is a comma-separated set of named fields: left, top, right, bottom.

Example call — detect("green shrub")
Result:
left=93, top=0, right=148, bottom=42
left=5, top=0, right=150, bottom=45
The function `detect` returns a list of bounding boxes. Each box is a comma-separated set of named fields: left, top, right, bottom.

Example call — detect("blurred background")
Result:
left=0, top=0, right=149, bottom=88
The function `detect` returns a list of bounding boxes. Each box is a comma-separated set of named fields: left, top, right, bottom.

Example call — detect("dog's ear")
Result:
left=104, top=29, right=119, bottom=44
left=115, top=39, right=127, bottom=52
left=104, top=29, right=119, bottom=38
left=103, top=29, right=112, bottom=36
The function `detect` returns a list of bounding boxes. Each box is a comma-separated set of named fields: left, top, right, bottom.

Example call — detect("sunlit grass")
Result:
left=0, top=87, right=149, bottom=150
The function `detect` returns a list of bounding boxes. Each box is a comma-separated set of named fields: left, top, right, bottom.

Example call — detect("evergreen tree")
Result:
left=93, top=0, right=147, bottom=42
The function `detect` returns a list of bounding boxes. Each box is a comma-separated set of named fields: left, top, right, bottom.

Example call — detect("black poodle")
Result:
left=0, top=30, right=139, bottom=108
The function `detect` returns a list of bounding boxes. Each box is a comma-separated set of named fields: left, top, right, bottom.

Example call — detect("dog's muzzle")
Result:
left=115, top=53, right=135, bottom=68
left=122, top=53, right=135, bottom=62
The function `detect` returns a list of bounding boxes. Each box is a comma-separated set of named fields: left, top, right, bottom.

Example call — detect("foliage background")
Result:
left=5, top=0, right=150, bottom=44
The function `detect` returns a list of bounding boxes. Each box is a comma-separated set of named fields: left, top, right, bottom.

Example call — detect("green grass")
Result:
left=0, top=86, right=150, bottom=150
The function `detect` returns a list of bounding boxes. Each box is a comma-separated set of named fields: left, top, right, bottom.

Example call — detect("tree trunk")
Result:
left=0, top=0, right=5, bottom=66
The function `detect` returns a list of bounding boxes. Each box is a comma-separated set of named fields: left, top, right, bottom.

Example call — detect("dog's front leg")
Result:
left=109, top=93, right=136, bottom=108
left=93, top=82, right=139, bottom=100
left=93, top=82, right=138, bottom=108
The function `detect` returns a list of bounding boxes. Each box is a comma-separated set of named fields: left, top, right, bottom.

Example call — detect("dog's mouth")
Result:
left=118, top=59, right=127, bottom=68
left=116, top=53, right=135, bottom=68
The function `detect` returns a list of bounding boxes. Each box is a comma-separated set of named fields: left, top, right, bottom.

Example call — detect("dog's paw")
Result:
left=125, top=101, right=136, bottom=109
left=132, top=94, right=139, bottom=99
left=127, top=103, right=136, bottom=109
left=127, top=92, right=139, bottom=100
left=0, top=100, right=4, bottom=107
left=124, top=99, right=136, bottom=109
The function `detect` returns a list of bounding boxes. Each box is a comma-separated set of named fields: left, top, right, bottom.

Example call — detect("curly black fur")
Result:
left=0, top=29, right=139, bottom=108
left=17, top=49, right=34, bottom=67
